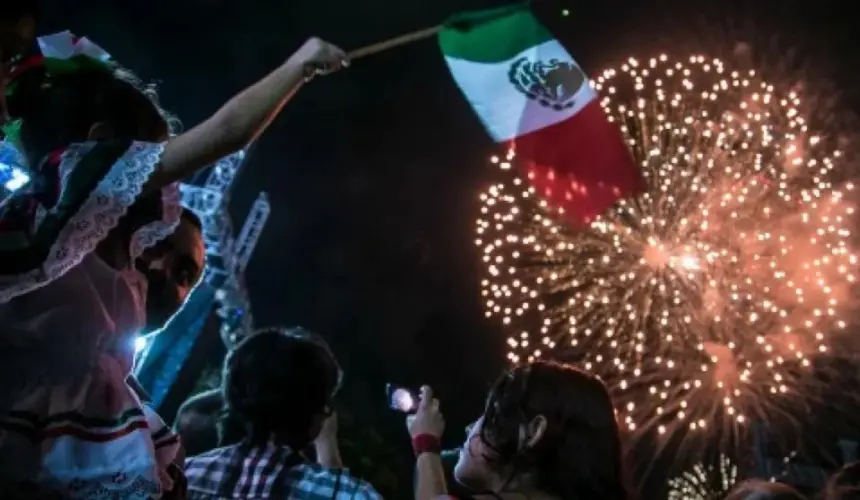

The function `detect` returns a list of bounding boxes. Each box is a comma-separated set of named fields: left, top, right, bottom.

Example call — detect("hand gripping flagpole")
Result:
left=303, top=25, right=441, bottom=81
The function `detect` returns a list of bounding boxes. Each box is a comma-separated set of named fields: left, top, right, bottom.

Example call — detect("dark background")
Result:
left=39, top=0, right=859, bottom=496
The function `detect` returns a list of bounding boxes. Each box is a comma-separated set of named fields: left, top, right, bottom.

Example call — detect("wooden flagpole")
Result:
left=346, top=25, right=441, bottom=60
left=304, top=25, right=441, bottom=79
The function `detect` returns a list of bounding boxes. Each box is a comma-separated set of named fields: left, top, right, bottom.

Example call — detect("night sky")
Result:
left=38, top=0, right=859, bottom=495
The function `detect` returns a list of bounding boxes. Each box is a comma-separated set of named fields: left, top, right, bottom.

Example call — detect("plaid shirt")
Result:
left=184, top=441, right=382, bottom=499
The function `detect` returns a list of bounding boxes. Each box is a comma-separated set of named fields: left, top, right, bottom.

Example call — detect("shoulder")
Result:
left=338, top=477, right=382, bottom=500
left=305, top=467, right=381, bottom=499
left=184, top=445, right=236, bottom=472
left=345, top=476, right=382, bottom=499
left=183, top=446, right=238, bottom=495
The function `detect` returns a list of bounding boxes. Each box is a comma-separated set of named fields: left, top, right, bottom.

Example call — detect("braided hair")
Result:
left=475, top=361, right=630, bottom=499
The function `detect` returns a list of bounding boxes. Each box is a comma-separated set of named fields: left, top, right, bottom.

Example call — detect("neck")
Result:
left=270, top=431, right=310, bottom=450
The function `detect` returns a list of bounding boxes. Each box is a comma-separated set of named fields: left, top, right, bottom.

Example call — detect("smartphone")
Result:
left=386, top=383, right=418, bottom=413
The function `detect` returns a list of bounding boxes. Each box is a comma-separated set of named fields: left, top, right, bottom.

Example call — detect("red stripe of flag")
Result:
left=512, top=100, right=642, bottom=226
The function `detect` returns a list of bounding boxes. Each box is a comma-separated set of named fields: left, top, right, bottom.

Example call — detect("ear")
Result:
left=87, top=121, right=114, bottom=141
left=520, top=414, right=548, bottom=449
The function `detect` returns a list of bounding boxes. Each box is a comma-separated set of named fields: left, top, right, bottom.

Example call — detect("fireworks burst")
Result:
left=667, top=454, right=739, bottom=499
left=476, top=55, right=856, bottom=442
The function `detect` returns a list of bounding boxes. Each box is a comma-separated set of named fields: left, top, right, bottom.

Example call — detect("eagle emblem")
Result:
left=508, top=57, right=587, bottom=110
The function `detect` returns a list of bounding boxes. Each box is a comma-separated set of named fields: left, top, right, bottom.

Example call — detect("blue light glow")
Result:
left=3, top=167, right=29, bottom=191
left=0, top=142, right=30, bottom=193
left=135, top=336, right=149, bottom=353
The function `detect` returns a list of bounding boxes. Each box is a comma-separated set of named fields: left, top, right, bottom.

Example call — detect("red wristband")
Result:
left=412, top=433, right=442, bottom=456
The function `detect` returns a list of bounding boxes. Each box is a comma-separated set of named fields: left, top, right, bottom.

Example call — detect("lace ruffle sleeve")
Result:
left=0, top=139, right=181, bottom=303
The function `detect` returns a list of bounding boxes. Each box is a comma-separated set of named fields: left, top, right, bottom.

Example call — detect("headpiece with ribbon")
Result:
left=2, top=31, right=114, bottom=150
left=7, top=30, right=114, bottom=87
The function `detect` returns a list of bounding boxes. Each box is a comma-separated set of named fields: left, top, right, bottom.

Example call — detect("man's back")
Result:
left=185, top=441, right=381, bottom=499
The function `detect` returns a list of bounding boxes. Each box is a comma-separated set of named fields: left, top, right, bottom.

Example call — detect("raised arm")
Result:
left=416, top=452, right=449, bottom=500
left=144, top=37, right=345, bottom=191
left=409, top=386, right=450, bottom=500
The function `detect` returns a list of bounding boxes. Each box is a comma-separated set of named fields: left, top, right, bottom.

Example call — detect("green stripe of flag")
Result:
left=44, top=54, right=114, bottom=74
left=439, top=4, right=554, bottom=63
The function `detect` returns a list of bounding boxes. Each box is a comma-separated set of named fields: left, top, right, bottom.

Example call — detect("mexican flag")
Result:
left=438, top=4, right=641, bottom=225
left=7, top=31, right=113, bottom=90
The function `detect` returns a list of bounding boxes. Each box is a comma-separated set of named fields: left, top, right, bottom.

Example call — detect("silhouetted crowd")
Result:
left=166, top=325, right=860, bottom=500
left=1, top=4, right=860, bottom=499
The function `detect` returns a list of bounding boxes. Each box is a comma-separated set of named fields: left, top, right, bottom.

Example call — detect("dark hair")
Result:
left=476, top=361, right=629, bottom=499
left=175, top=389, right=222, bottom=456
left=222, top=326, right=342, bottom=448
left=216, top=408, right=245, bottom=447
left=7, top=64, right=180, bottom=166
left=825, top=462, right=860, bottom=500
left=725, top=479, right=807, bottom=500
left=181, top=207, right=203, bottom=231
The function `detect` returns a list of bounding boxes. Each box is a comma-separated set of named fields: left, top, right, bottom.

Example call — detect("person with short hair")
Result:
left=175, top=389, right=224, bottom=458
left=184, top=327, right=381, bottom=499
left=409, top=361, right=631, bottom=500
left=137, top=207, right=207, bottom=332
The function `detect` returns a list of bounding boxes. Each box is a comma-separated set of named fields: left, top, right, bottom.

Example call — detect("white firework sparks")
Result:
left=668, top=454, right=739, bottom=499
left=476, top=54, right=856, bottom=442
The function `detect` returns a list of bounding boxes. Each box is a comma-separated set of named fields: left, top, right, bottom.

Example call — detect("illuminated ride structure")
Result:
left=135, top=150, right=269, bottom=419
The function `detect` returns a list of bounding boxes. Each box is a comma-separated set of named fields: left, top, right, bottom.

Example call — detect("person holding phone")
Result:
left=407, top=362, right=633, bottom=500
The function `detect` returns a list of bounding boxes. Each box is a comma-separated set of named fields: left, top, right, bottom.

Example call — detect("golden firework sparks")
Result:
left=476, top=54, right=856, bottom=441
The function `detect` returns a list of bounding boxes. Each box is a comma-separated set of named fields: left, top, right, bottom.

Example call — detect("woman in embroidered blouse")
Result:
left=0, top=30, right=347, bottom=498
